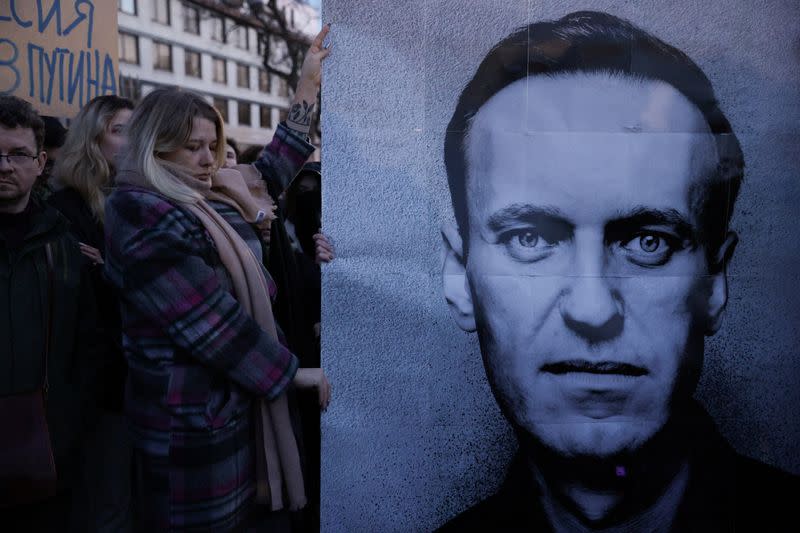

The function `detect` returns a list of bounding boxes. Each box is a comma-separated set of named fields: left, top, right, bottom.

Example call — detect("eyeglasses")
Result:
left=0, top=153, right=39, bottom=166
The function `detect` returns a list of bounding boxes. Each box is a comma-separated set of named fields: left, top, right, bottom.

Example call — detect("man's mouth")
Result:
left=541, top=360, right=648, bottom=377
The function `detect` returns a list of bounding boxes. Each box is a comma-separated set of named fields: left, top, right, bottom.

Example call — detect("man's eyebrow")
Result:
left=7, top=146, right=35, bottom=153
left=486, top=204, right=572, bottom=231
left=606, top=207, right=696, bottom=239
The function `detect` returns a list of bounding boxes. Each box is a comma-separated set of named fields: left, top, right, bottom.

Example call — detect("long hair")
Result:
left=55, top=95, right=134, bottom=222
left=122, top=88, right=226, bottom=204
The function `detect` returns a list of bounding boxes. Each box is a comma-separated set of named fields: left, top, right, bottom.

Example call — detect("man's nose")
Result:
left=0, top=156, right=13, bottom=172
left=559, top=234, right=623, bottom=343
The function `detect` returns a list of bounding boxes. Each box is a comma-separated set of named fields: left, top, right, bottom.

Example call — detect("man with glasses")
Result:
left=0, top=95, right=100, bottom=529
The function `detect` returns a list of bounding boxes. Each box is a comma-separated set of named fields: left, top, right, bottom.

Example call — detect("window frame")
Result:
left=259, top=104, right=272, bottom=129
left=211, top=15, right=226, bottom=43
left=118, top=0, right=137, bottom=15
left=231, top=24, right=250, bottom=50
left=118, top=32, right=140, bottom=65
left=258, top=69, right=271, bottom=93
left=212, top=57, right=227, bottom=84
left=153, top=40, right=173, bottom=72
left=119, top=75, right=142, bottom=101
left=214, top=97, right=229, bottom=124
left=184, top=49, right=202, bottom=78
left=236, top=63, right=250, bottom=89
left=237, top=101, right=251, bottom=126
left=277, top=77, right=290, bottom=97
left=151, top=0, right=171, bottom=26
left=182, top=3, right=200, bottom=34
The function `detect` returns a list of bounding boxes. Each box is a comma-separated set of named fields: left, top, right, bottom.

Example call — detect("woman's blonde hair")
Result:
left=55, top=95, right=134, bottom=222
left=122, top=88, right=226, bottom=204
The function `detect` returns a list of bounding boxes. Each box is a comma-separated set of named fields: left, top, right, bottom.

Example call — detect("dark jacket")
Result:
left=0, top=199, right=101, bottom=487
left=48, top=186, right=126, bottom=412
left=437, top=404, right=800, bottom=532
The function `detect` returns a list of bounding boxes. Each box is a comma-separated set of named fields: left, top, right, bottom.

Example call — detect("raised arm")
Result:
left=253, top=24, right=331, bottom=195
left=286, top=23, right=330, bottom=135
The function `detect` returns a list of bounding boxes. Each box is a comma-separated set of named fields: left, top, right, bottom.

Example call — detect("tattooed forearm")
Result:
left=286, top=100, right=316, bottom=134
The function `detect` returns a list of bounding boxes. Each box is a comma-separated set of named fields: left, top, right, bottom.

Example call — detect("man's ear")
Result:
left=706, top=231, right=738, bottom=335
left=35, top=151, right=47, bottom=177
left=442, top=223, right=476, bottom=332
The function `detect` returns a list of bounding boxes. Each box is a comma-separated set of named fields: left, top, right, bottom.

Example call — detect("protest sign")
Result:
left=0, top=0, right=119, bottom=116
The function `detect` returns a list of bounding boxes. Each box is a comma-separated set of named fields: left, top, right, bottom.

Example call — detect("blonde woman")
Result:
left=48, top=95, right=135, bottom=532
left=104, top=26, right=331, bottom=532
left=50, top=96, right=134, bottom=264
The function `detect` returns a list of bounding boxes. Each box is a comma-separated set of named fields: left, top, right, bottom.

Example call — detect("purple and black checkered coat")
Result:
left=103, top=124, right=315, bottom=531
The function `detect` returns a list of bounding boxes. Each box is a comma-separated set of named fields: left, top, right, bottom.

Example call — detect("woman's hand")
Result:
left=313, top=231, right=335, bottom=264
left=288, top=24, right=331, bottom=134
left=293, top=367, right=331, bottom=411
left=297, top=23, right=331, bottom=91
left=79, top=242, right=104, bottom=265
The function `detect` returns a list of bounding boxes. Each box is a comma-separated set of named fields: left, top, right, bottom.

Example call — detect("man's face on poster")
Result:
left=444, top=73, right=736, bottom=458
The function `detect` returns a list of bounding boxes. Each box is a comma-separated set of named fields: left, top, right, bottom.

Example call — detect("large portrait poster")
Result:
left=320, top=1, right=800, bottom=531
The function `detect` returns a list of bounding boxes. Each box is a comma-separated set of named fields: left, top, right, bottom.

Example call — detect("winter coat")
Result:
left=102, top=123, right=313, bottom=531
left=0, top=199, right=101, bottom=489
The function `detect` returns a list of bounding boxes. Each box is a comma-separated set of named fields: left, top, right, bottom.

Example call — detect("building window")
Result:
left=118, top=0, right=137, bottom=15
left=277, top=77, right=289, bottom=97
left=257, top=34, right=266, bottom=56
left=119, top=76, right=142, bottom=101
left=236, top=64, right=249, bottom=89
left=238, top=101, right=251, bottom=126
left=212, top=57, right=227, bottom=84
left=213, top=97, right=228, bottom=123
left=153, top=41, right=172, bottom=71
left=152, top=0, right=170, bottom=25
left=231, top=25, right=249, bottom=50
left=258, top=70, right=270, bottom=93
left=211, top=15, right=225, bottom=42
left=118, top=32, right=139, bottom=64
left=184, top=50, right=201, bottom=78
left=278, top=108, right=288, bottom=123
left=259, top=105, right=272, bottom=129
left=182, top=3, right=199, bottom=34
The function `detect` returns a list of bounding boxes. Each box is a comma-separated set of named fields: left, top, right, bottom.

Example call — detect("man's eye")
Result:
left=516, top=231, right=539, bottom=248
left=499, top=228, right=559, bottom=262
left=619, top=232, right=679, bottom=266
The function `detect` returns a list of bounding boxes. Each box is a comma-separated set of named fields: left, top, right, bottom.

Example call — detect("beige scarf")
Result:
left=117, top=164, right=305, bottom=511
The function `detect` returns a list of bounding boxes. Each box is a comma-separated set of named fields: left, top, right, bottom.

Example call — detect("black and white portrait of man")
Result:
left=321, top=2, right=800, bottom=531
left=438, top=10, right=798, bottom=531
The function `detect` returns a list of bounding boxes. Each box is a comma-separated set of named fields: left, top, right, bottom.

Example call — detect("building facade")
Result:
left=116, top=0, right=320, bottom=151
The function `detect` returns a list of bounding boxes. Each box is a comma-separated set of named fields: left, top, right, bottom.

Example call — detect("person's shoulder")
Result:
left=735, top=454, right=800, bottom=501
left=436, top=495, right=502, bottom=533
left=47, top=186, right=98, bottom=237
left=732, top=453, right=800, bottom=528
left=107, top=185, right=173, bottom=213
left=436, top=491, right=539, bottom=533
left=106, top=186, right=197, bottom=233
left=47, top=185, right=84, bottom=211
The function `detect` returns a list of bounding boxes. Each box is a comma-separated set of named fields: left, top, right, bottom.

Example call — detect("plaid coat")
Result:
left=104, top=124, right=314, bottom=531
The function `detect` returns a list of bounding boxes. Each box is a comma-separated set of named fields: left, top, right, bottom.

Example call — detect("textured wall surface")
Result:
left=320, top=1, right=800, bottom=531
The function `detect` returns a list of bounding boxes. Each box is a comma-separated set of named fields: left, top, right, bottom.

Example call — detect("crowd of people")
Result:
left=0, top=24, right=333, bottom=533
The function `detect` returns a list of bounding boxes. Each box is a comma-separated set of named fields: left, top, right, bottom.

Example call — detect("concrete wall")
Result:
left=320, top=1, right=800, bottom=531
